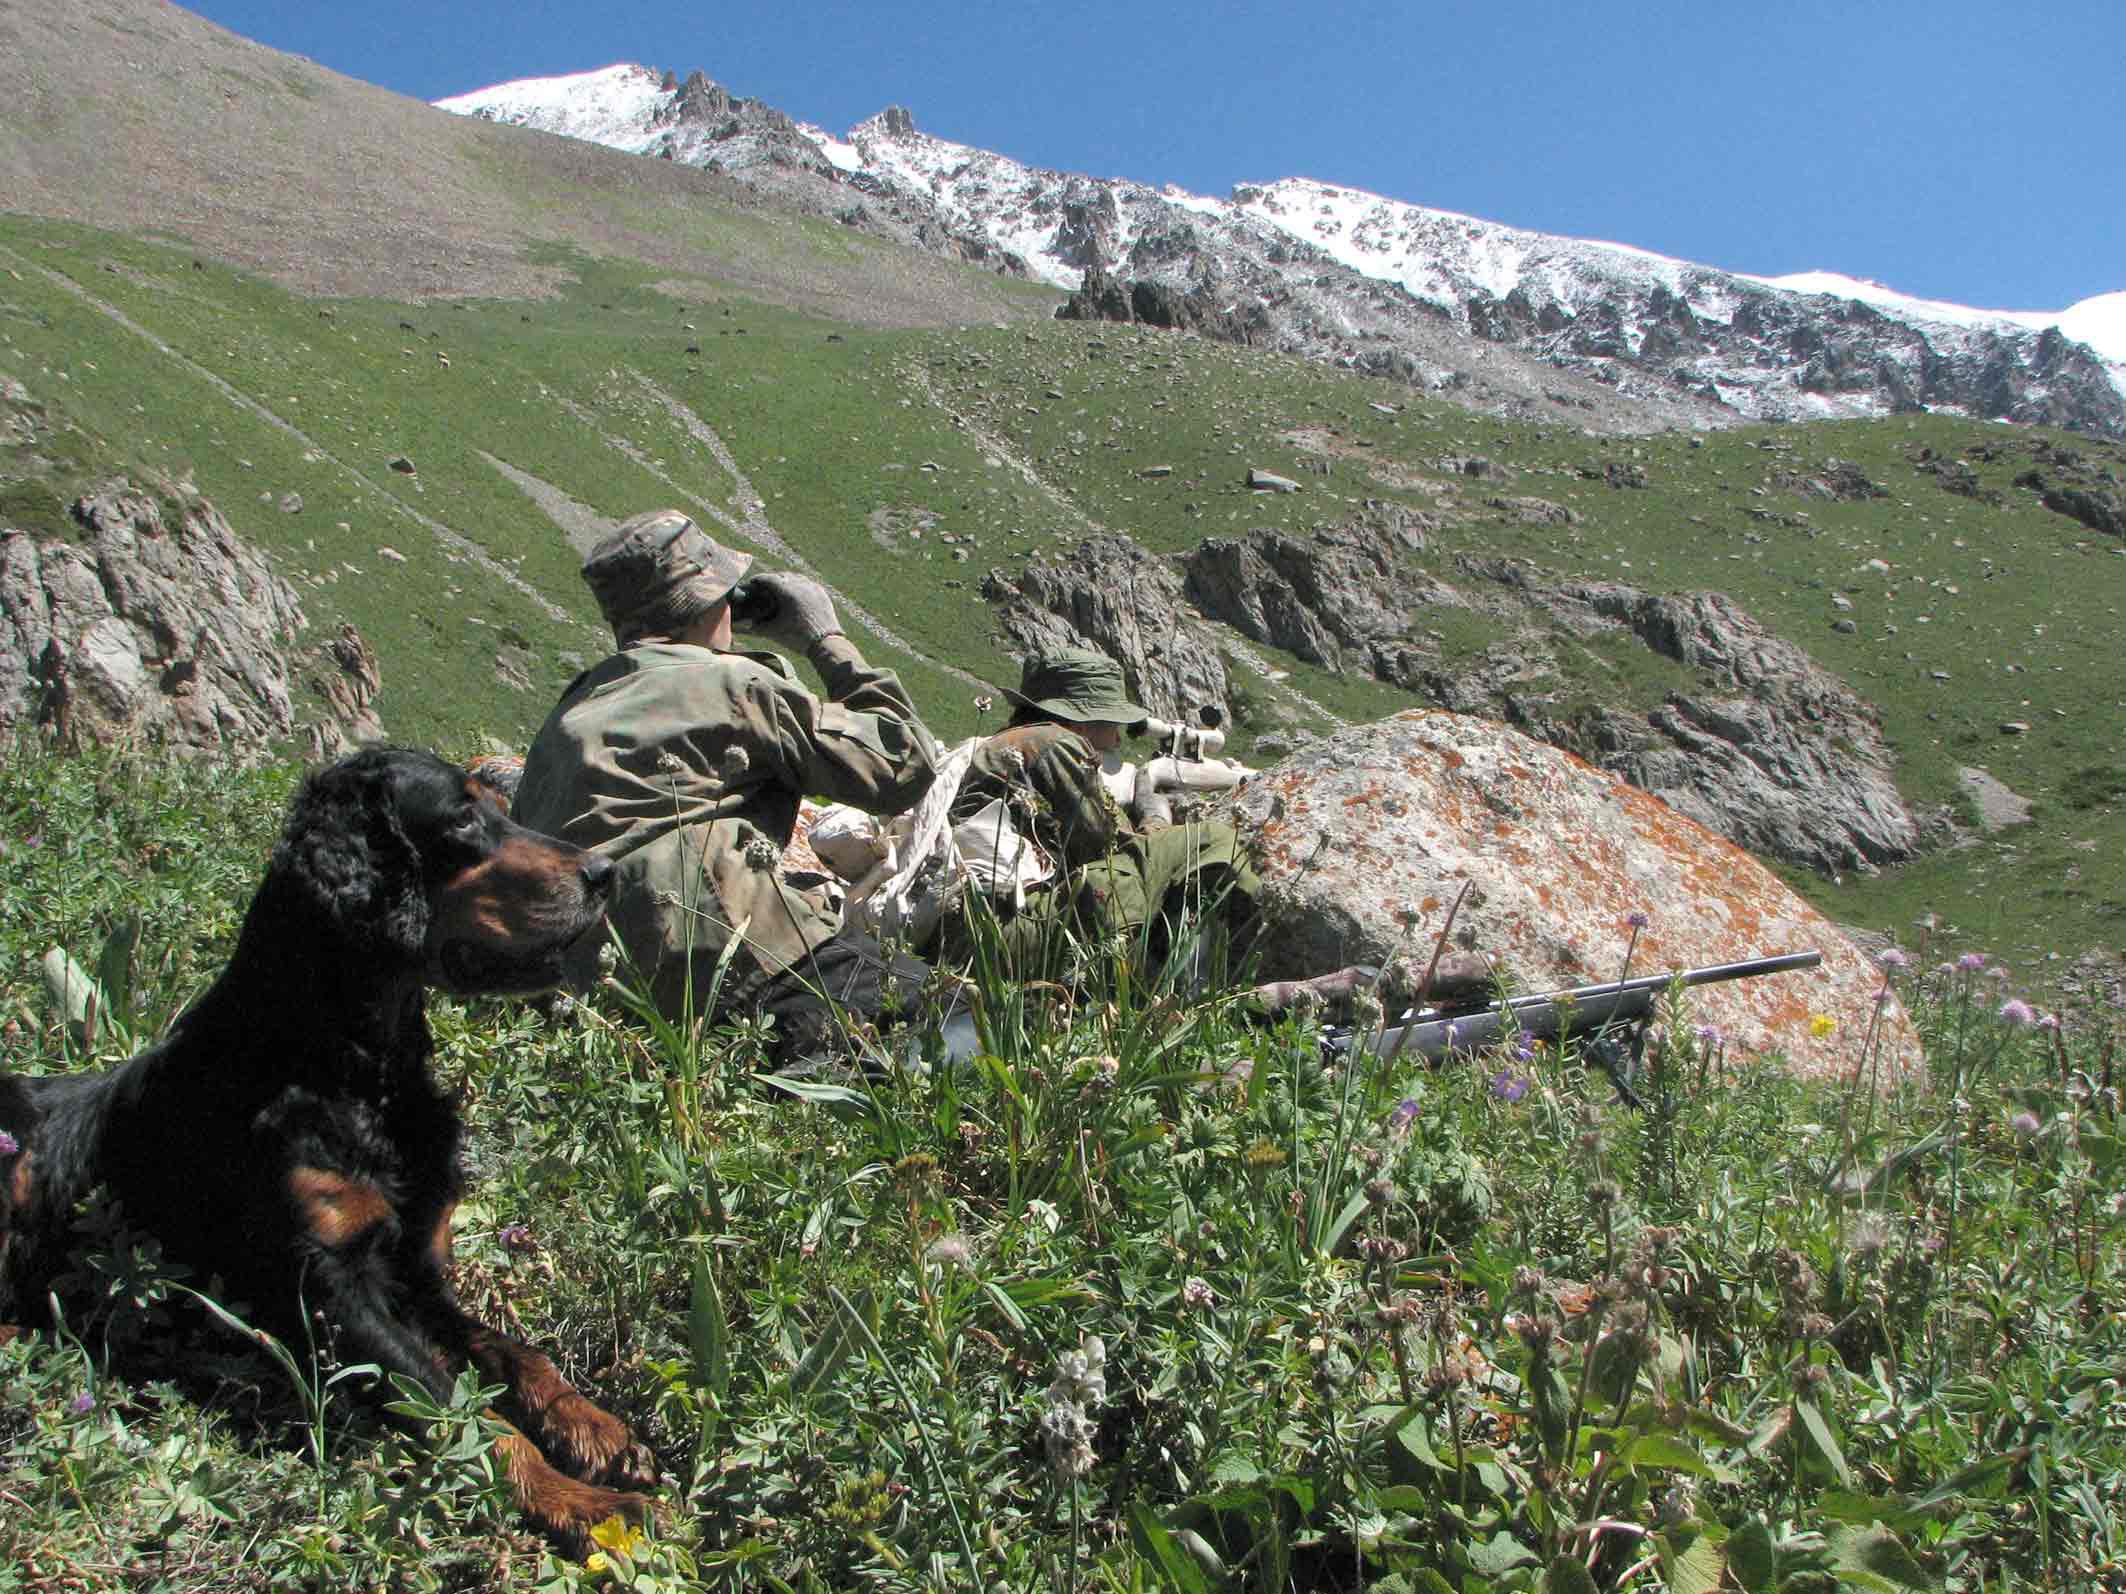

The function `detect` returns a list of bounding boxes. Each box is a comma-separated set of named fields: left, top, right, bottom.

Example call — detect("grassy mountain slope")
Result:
left=0, top=2, right=2120, bottom=988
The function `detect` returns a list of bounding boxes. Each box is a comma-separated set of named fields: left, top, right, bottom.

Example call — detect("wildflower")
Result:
left=1998, top=998, right=2036, bottom=1027
left=925, top=1234, right=975, bottom=1271
left=1846, top=1211, right=1891, bottom=1258
left=1934, top=962, right=1957, bottom=980
left=2037, top=1011, right=2061, bottom=1033
left=973, top=694, right=995, bottom=715
left=1243, top=1139, right=1287, bottom=1173
left=718, top=744, right=751, bottom=780
left=586, top=1515, right=644, bottom=1573
left=893, top=1151, right=942, bottom=1191
left=1874, top=986, right=1896, bottom=1009
left=1514, top=1030, right=1536, bottom=1062
left=1488, top=1069, right=1529, bottom=1103
left=1398, top=901, right=1423, bottom=931
left=1387, top=1097, right=1422, bottom=1132
left=1955, top=951, right=1988, bottom=973
left=1585, top=1179, right=1621, bottom=1208
left=1877, top=948, right=1910, bottom=971
left=1048, top=1336, right=1106, bottom=1408
left=69, top=1391, right=95, bottom=1415
left=1180, top=1278, right=1215, bottom=1311
left=741, top=835, right=780, bottom=871
left=1693, top=1023, right=1723, bottom=1048
left=1038, top=1402, right=1095, bottom=1480
left=1808, top=1014, right=1836, bottom=1039
left=1656, top=1480, right=1699, bottom=1527
left=1358, top=1234, right=1407, bottom=1264
left=1626, top=910, right=1650, bottom=930
left=656, top=749, right=687, bottom=776
left=1363, top=1177, right=1398, bottom=1208
left=2010, top=1110, right=2042, bottom=1140
left=595, top=941, right=620, bottom=978
left=498, top=1223, right=535, bottom=1253
left=0, top=1130, right=17, bottom=1158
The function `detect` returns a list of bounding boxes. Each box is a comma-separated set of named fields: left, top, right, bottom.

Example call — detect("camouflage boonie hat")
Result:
left=1009, top=647, right=1148, bottom=726
left=581, top=510, right=752, bottom=638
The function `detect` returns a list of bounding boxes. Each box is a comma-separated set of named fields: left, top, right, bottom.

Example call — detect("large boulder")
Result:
left=1224, top=710, right=1923, bottom=1081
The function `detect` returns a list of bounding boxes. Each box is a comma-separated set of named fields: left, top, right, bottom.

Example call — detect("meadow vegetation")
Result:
left=3, top=745, right=2122, bottom=1592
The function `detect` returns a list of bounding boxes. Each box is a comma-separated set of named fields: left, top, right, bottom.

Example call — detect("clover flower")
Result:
left=1998, top=998, right=2036, bottom=1027
left=1877, top=948, right=1910, bottom=971
left=1048, top=1337, right=1106, bottom=1408
left=1626, top=910, right=1650, bottom=930
left=2037, top=1012, right=2062, bottom=1033
left=2010, top=1110, right=2042, bottom=1140
left=1180, top=1278, right=1215, bottom=1311
left=1694, top=1023, right=1723, bottom=1048
left=1956, top=951, right=1989, bottom=973
left=0, top=1130, right=17, bottom=1158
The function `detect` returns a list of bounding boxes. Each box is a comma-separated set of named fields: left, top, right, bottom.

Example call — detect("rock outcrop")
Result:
left=1223, top=710, right=1922, bottom=1081
left=1, top=481, right=378, bottom=756
left=981, top=534, right=1232, bottom=722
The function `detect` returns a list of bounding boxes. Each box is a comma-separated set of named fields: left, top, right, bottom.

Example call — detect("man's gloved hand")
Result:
left=743, top=572, right=842, bottom=650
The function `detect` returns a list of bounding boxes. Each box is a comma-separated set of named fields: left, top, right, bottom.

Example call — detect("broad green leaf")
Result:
left=95, top=913, right=140, bottom=1031
left=975, top=1277, right=1029, bottom=1332
left=1624, top=1431, right=1740, bottom=1484
left=1831, top=1523, right=1938, bottom=1591
left=1323, top=1190, right=1372, bottom=1255
left=1542, top=1553, right=1599, bottom=1594
left=757, top=1075, right=873, bottom=1110
left=1128, top=1503, right=1213, bottom=1594
left=782, top=1290, right=864, bottom=1399
left=687, top=1250, right=730, bottom=1398
left=1727, top=1518, right=1777, bottom=1593
left=1466, top=1533, right=1540, bottom=1575
left=1661, top=1526, right=1726, bottom=1594
left=1794, top=1396, right=1853, bottom=1487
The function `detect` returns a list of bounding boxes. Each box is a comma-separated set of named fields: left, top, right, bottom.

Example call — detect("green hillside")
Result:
left=5, top=213, right=2121, bottom=988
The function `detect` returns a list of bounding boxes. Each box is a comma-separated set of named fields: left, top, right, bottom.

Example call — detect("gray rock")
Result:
left=1, top=480, right=378, bottom=756
left=1247, top=468, right=1301, bottom=493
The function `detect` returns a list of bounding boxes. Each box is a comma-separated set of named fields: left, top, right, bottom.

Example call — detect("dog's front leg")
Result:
left=289, top=1167, right=649, bottom=1549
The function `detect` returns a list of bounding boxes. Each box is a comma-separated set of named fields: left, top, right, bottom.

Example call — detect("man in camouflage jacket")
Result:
left=516, top=510, right=939, bottom=1064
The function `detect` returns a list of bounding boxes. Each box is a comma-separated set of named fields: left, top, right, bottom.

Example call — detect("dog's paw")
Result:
left=543, top=1391, right=649, bottom=1484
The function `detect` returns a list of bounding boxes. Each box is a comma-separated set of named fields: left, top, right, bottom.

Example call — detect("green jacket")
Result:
left=516, top=635, right=937, bottom=1010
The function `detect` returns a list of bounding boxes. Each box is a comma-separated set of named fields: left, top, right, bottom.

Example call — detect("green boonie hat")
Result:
left=1010, top=647, right=1148, bottom=726
left=581, top=509, right=752, bottom=637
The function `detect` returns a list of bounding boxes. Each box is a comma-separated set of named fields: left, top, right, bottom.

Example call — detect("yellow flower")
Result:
left=590, top=1514, right=644, bottom=1559
left=1809, top=1013, right=1837, bottom=1039
left=584, top=1552, right=609, bottom=1576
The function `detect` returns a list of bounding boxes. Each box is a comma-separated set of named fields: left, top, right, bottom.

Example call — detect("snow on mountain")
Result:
left=435, top=66, right=2125, bottom=434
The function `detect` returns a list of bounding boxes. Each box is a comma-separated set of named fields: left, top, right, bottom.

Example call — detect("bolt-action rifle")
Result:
left=1321, top=950, right=1824, bottom=1107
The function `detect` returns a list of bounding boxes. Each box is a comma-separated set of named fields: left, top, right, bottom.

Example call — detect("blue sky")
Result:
left=183, top=0, right=2120, bottom=313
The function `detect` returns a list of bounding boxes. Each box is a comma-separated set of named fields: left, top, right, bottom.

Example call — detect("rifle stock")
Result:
left=1323, top=949, right=1824, bottom=1063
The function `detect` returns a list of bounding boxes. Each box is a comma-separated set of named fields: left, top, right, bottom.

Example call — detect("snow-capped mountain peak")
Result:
left=435, top=66, right=2125, bottom=435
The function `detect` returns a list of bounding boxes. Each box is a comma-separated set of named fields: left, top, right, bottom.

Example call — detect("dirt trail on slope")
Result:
left=5, top=246, right=571, bottom=623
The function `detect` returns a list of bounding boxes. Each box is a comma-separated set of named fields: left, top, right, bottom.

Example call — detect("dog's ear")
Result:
left=275, top=752, right=431, bottom=960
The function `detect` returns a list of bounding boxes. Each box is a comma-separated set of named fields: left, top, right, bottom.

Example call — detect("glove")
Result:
left=741, top=572, right=842, bottom=650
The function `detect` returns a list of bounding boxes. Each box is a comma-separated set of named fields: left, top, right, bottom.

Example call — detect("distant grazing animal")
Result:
left=0, top=748, right=651, bottom=1546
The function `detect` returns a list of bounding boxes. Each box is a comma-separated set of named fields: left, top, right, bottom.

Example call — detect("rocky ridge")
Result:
left=438, top=71, right=2126, bottom=439
left=983, top=518, right=1918, bottom=877
left=1, top=479, right=381, bottom=759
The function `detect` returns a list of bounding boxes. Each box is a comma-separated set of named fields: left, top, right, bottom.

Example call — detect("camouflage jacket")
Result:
left=953, top=722, right=1129, bottom=873
left=516, top=636, right=938, bottom=1006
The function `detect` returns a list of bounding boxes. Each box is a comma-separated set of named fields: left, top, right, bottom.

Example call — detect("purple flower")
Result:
left=498, top=1224, right=535, bottom=1252
left=1998, top=998, right=2036, bottom=1027
left=1694, top=1024, right=1723, bottom=1048
left=2010, top=1110, right=2042, bottom=1139
left=1956, top=952, right=1989, bottom=973
left=1874, top=987, right=1896, bottom=1009
left=1387, top=1098, right=1422, bottom=1132
left=1514, top=1031, right=1535, bottom=1062
left=1488, top=1069, right=1529, bottom=1104
left=0, top=1130, right=18, bottom=1158
left=2037, top=1012, right=2062, bottom=1034
left=1626, top=910, right=1650, bottom=930
left=69, top=1392, right=95, bottom=1415
left=1877, top=948, right=1910, bottom=971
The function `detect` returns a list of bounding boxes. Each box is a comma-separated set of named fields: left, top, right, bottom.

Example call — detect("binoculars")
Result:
left=727, top=580, right=779, bottom=627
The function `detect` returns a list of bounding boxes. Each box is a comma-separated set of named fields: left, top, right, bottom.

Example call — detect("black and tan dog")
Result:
left=0, top=747, right=651, bottom=1543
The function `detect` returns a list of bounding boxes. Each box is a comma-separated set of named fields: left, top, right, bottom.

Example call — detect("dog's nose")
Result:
left=580, top=851, right=616, bottom=894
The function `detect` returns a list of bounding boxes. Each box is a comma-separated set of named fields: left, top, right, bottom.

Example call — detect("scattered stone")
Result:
left=1248, top=468, right=1301, bottom=493
left=378, top=547, right=407, bottom=563
left=1998, top=720, right=2032, bottom=735
left=1138, top=465, right=1174, bottom=479
left=389, top=455, right=417, bottom=474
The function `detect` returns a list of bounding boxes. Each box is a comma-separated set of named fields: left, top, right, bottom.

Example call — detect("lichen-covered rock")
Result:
left=1224, top=710, right=1922, bottom=1081
left=1, top=480, right=376, bottom=756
